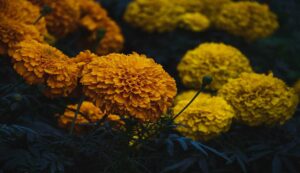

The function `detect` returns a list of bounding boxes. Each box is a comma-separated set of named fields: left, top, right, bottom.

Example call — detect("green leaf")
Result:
left=199, top=142, right=230, bottom=161
left=165, top=139, right=174, bottom=156
left=272, top=156, right=282, bottom=173
left=161, top=158, right=195, bottom=173
left=176, top=138, right=188, bottom=151
left=190, top=141, right=208, bottom=156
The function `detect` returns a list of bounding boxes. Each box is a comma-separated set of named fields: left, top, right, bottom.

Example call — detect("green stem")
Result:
left=173, top=76, right=212, bottom=120
left=172, top=86, right=205, bottom=120
left=69, top=95, right=86, bottom=134
left=33, top=15, right=43, bottom=25
left=33, top=5, right=52, bottom=25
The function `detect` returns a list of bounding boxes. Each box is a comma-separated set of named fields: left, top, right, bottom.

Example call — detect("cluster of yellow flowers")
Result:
left=59, top=101, right=123, bottom=133
left=123, top=0, right=210, bottom=33
left=174, top=42, right=298, bottom=140
left=80, top=52, right=177, bottom=122
left=124, top=0, right=278, bottom=41
left=219, top=73, right=299, bottom=126
left=173, top=92, right=235, bottom=140
left=215, top=1, right=279, bottom=41
left=177, top=43, right=253, bottom=90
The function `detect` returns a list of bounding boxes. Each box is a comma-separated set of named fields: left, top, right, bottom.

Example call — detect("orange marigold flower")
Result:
left=43, top=59, right=79, bottom=98
left=0, top=18, right=43, bottom=54
left=58, top=101, right=123, bottom=132
left=71, top=50, right=98, bottom=77
left=28, top=0, right=80, bottom=38
left=78, top=0, right=124, bottom=55
left=0, top=0, right=48, bottom=37
left=9, top=40, right=79, bottom=97
left=80, top=53, right=177, bottom=122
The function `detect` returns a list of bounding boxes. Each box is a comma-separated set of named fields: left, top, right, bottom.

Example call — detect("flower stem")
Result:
left=69, top=95, right=86, bottom=134
left=173, top=76, right=212, bottom=120
left=33, top=5, right=52, bottom=25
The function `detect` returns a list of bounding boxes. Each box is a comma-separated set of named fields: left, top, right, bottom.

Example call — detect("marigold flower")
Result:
left=9, top=40, right=79, bottom=97
left=0, top=0, right=48, bottom=37
left=174, top=90, right=211, bottom=104
left=177, top=43, right=252, bottom=90
left=178, top=13, right=210, bottom=32
left=58, top=101, right=123, bottom=132
left=173, top=95, right=235, bottom=141
left=215, top=1, right=279, bottom=41
left=200, top=0, right=232, bottom=25
left=71, top=50, right=98, bottom=77
left=0, top=18, right=43, bottom=54
left=293, top=80, right=300, bottom=101
left=28, top=0, right=80, bottom=38
left=124, top=0, right=208, bottom=33
left=80, top=53, right=177, bottom=122
left=43, top=59, right=79, bottom=98
left=78, top=0, right=124, bottom=55
left=219, top=73, right=299, bottom=126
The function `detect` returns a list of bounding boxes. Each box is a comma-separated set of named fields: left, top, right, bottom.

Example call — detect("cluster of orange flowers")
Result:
left=1, top=0, right=124, bottom=56
left=0, top=0, right=177, bottom=132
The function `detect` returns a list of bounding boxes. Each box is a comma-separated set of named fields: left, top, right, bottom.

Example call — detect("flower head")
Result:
left=215, top=1, right=279, bottom=41
left=0, top=0, right=48, bottom=36
left=200, top=0, right=232, bottom=24
left=79, top=0, right=124, bottom=55
left=177, top=43, right=252, bottom=90
left=9, top=40, right=79, bottom=97
left=124, top=0, right=208, bottom=33
left=173, top=95, right=234, bottom=141
left=58, top=101, right=123, bottom=132
left=0, top=18, right=43, bottom=54
left=28, top=0, right=80, bottom=38
left=43, top=59, right=79, bottom=98
left=218, top=73, right=299, bottom=126
left=81, top=53, right=177, bottom=122
left=71, top=50, right=98, bottom=77
left=178, top=13, right=210, bottom=32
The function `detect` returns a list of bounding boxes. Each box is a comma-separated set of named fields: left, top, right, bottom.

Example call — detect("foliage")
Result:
left=0, top=0, right=300, bottom=172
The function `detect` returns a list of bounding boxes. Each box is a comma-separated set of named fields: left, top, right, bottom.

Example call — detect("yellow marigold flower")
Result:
left=80, top=53, right=177, bottom=122
left=58, top=101, right=123, bottom=132
left=124, top=0, right=183, bottom=32
left=79, top=0, right=124, bottom=55
left=9, top=40, right=79, bottom=97
left=0, top=0, right=48, bottom=37
left=174, top=90, right=211, bottom=104
left=173, top=95, right=235, bottom=141
left=177, top=43, right=253, bottom=90
left=178, top=13, right=210, bottom=32
left=124, top=0, right=208, bottom=33
left=293, top=80, right=300, bottom=100
left=218, top=73, right=299, bottom=126
left=0, top=18, right=43, bottom=54
left=200, top=0, right=232, bottom=25
left=28, top=0, right=80, bottom=38
left=215, top=1, right=279, bottom=41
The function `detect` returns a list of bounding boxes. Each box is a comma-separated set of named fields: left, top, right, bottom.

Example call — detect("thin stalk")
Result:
left=172, top=86, right=204, bottom=120
left=69, top=95, right=86, bottom=134
left=173, top=76, right=212, bottom=120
